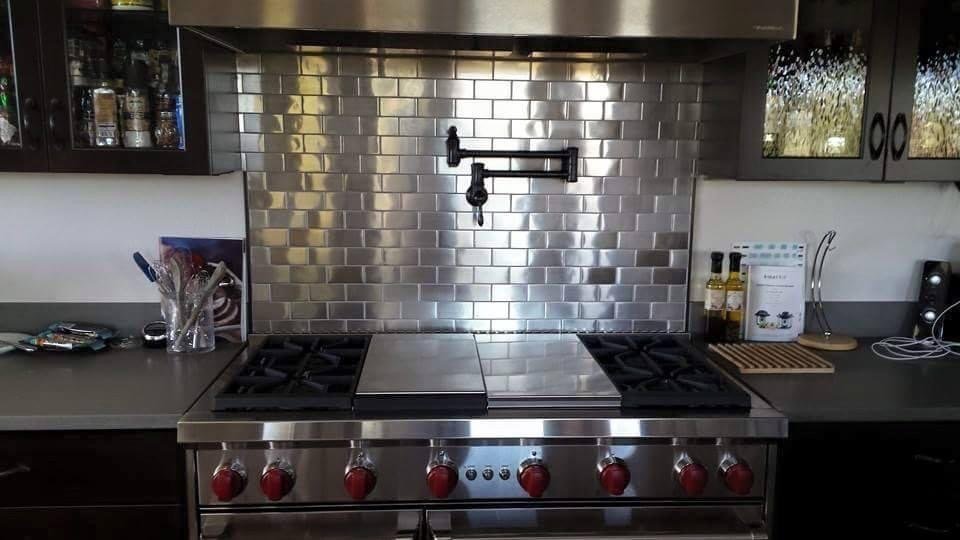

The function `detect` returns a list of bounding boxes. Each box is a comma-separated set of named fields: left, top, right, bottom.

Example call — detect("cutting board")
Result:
left=708, top=343, right=835, bottom=374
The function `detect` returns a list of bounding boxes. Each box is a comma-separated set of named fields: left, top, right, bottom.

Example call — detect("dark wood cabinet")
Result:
left=706, top=0, right=960, bottom=182
left=0, top=0, right=238, bottom=175
left=0, top=430, right=186, bottom=539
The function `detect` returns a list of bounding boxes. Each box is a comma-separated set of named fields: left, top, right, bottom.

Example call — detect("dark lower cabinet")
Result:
left=774, top=422, right=960, bottom=539
left=0, top=430, right=186, bottom=539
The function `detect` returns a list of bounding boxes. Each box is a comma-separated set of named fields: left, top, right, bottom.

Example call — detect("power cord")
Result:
left=871, top=299, right=960, bottom=360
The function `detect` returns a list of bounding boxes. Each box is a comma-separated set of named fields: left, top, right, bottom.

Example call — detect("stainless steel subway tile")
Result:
left=400, top=79, right=436, bottom=98
left=366, top=302, right=401, bottom=318
left=419, top=57, right=455, bottom=78
left=283, top=75, right=323, bottom=94
left=492, top=249, right=527, bottom=266
left=471, top=119, right=508, bottom=138
left=249, top=210, right=268, bottom=229
left=401, top=301, right=438, bottom=319
left=623, top=82, right=661, bottom=101
left=362, top=193, right=401, bottom=211
left=301, top=135, right=339, bottom=154
left=639, top=140, right=677, bottom=159
left=399, top=118, right=437, bottom=136
left=301, top=55, right=335, bottom=75
left=382, top=247, right=419, bottom=266
left=475, top=80, right=511, bottom=99
left=651, top=303, right=684, bottom=320
left=329, top=302, right=365, bottom=319
left=600, top=213, right=636, bottom=232
left=655, top=194, right=692, bottom=213
left=252, top=265, right=290, bottom=284
left=564, top=214, right=600, bottom=231
left=261, top=54, right=301, bottom=74
left=307, top=209, right=343, bottom=229
left=492, top=213, right=529, bottom=231
left=242, top=114, right=283, bottom=134
left=474, top=267, right=510, bottom=284
left=291, top=302, right=327, bottom=319
left=547, top=195, right=581, bottom=213
left=528, top=249, right=563, bottom=266
left=310, top=247, right=346, bottom=265
left=567, top=101, right=602, bottom=120
left=438, top=302, right=473, bottom=319
left=528, top=284, right=563, bottom=301
left=455, top=99, right=492, bottom=118
left=456, top=248, right=492, bottom=266
left=399, top=193, right=437, bottom=211
left=455, top=284, right=490, bottom=301
left=340, top=96, right=378, bottom=116
left=305, top=173, right=344, bottom=192
left=439, top=230, right=473, bottom=248
left=508, top=119, right=544, bottom=138
left=510, top=302, right=546, bottom=319
left=327, top=266, right=364, bottom=283
left=544, top=231, right=577, bottom=249
left=510, top=231, right=547, bottom=249
left=653, top=232, right=689, bottom=250
left=380, top=211, right=417, bottom=229
left=583, top=233, right=619, bottom=249
left=383, top=284, right=419, bottom=301
left=346, top=247, right=383, bottom=265
left=601, top=140, right=640, bottom=158
left=249, top=191, right=286, bottom=210
left=644, top=63, right=682, bottom=82
left=456, top=59, right=493, bottom=79
left=604, top=102, right=642, bottom=120
left=669, top=250, right=688, bottom=268
left=510, top=267, right=545, bottom=284
left=344, top=173, right=380, bottom=191
left=660, top=159, right=694, bottom=178
left=607, top=62, right=644, bottom=81
left=380, top=97, right=417, bottom=116
left=511, top=195, right=548, bottom=212
left=439, top=266, right=474, bottom=284
left=615, top=302, right=651, bottom=319
left=531, top=61, right=568, bottom=81
left=617, top=267, right=653, bottom=284
left=637, top=178, right=676, bottom=196
left=271, top=284, right=310, bottom=301
left=420, top=212, right=456, bottom=230
left=420, top=248, right=455, bottom=266
left=401, top=230, right=438, bottom=247
left=288, top=229, right=325, bottom=247
left=513, top=81, right=549, bottom=100
left=421, top=284, right=455, bottom=302
left=358, top=78, right=399, bottom=97
left=569, top=62, right=606, bottom=82
left=493, top=100, right=530, bottom=119
left=323, top=116, right=361, bottom=135
left=310, top=284, right=346, bottom=301
left=436, top=80, right=473, bottom=99
left=400, top=266, right=437, bottom=283
left=584, top=121, right=619, bottom=139
left=474, top=230, right=510, bottom=248
left=326, top=229, right=364, bottom=247
left=365, top=266, right=401, bottom=283
left=382, top=57, right=418, bottom=77
left=494, top=60, right=530, bottom=80
left=492, top=285, right=527, bottom=301
left=530, top=213, right=564, bottom=230
left=270, top=246, right=307, bottom=265
left=669, top=285, right=687, bottom=302
left=383, top=320, right=418, bottom=331
left=621, top=196, right=655, bottom=213
left=562, top=249, right=599, bottom=267
left=642, top=102, right=679, bottom=122
left=598, top=285, right=633, bottom=301
left=380, top=137, right=418, bottom=156
left=635, top=285, right=669, bottom=302
left=348, top=320, right=385, bottom=332
left=417, top=98, right=455, bottom=117
left=364, top=229, right=402, bottom=247
left=529, top=178, right=564, bottom=194
left=360, top=117, right=400, bottom=135
left=636, top=214, right=674, bottom=232
left=580, top=302, right=614, bottom=319
left=546, top=302, right=578, bottom=319
left=583, top=267, right=616, bottom=284
left=548, top=82, right=586, bottom=101
left=475, top=302, right=508, bottom=319
left=302, top=96, right=338, bottom=114
left=236, top=54, right=261, bottom=74
left=238, top=94, right=265, bottom=114
left=547, top=120, right=584, bottom=138
left=587, top=82, right=623, bottom=101
left=546, top=267, right=579, bottom=284
left=582, top=195, right=619, bottom=213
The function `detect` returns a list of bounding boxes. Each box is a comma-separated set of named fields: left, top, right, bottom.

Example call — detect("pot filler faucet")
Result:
left=445, top=126, right=578, bottom=226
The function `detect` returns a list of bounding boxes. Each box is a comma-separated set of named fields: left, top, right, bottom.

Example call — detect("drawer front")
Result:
left=0, top=430, right=181, bottom=507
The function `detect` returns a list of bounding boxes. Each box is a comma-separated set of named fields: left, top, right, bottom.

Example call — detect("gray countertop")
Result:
left=0, top=343, right=242, bottom=431
left=705, top=339, right=960, bottom=423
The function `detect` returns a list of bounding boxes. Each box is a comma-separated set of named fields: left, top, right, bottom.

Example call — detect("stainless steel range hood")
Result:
left=169, top=0, right=797, bottom=55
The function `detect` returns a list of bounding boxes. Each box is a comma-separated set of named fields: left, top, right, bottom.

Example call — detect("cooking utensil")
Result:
left=709, top=343, right=834, bottom=374
left=0, top=333, right=37, bottom=353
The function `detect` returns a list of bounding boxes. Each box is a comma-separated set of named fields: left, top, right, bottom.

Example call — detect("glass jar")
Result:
left=161, top=294, right=215, bottom=354
left=154, top=109, right=179, bottom=148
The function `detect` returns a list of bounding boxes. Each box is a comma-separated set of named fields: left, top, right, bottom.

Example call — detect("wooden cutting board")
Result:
left=708, top=343, right=835, bottom=374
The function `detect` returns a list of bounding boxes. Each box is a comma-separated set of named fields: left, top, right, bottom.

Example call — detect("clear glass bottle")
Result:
left=122, top=59, right=152, bottom=148
left=704, top=251, right=727, bottom=343
left=724, top=252, right=745, bottom=343
left=92, top=60, right=119, bottom=147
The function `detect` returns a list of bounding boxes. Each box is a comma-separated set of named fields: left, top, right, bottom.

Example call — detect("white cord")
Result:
left=872, top=299, right=960, bottom=360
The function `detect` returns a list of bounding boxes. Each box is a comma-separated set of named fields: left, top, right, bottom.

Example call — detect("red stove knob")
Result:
left=344, top=466, right=377, bottom=501
left=260, top=463, right=295, bottom=501
left=720, top=457, right=754, bottom=496
left=676, top=459, right=708, bottom=496
left=598, top=459, right=631, bottom=496
left=211, top=466, right=245, bottom=502
left=427, top=464, right=458, bottom=499
left=518, top=461, right=550, bottom=498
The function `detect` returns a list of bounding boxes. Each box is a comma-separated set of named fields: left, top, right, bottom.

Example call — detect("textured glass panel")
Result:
left=909, top=0, right=960, bottom=159
left=762, top=1, right=871, bottom=158
left=0, top=0, right=20, bottom=147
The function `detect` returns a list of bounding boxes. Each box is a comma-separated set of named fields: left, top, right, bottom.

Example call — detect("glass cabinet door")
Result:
left=737, top=0, right=897, bottom=180
left=0, top=0, right=46, bottom=170
left=886, top=0, right=960, bottom=181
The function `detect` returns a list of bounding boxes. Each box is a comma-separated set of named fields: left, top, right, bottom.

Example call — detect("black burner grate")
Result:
left=577, top=334, right=751, bottom=409
left=213, top=335, right=371, bottom=411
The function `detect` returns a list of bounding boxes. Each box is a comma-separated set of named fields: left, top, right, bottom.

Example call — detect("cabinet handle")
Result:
left=0, top=463, right=30, bottom=479
left=868, top=112, right=886, bottom=160
left=47, top=98, right=66, bottom=151
left=891, top=113, right=908, bottom=161
left=21, top=97, right=41, bottom=151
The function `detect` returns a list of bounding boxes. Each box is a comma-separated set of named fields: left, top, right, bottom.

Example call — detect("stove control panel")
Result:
left=196, top=443, right=769, bottom=506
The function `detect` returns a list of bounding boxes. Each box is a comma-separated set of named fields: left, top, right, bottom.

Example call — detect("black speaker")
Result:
left=915, top=260, right=953, bottom=339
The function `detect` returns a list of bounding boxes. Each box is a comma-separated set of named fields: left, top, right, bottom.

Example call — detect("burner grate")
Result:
left=578, top=334, right=751, bottom=409
left=213, top=335, right=371, bottom=411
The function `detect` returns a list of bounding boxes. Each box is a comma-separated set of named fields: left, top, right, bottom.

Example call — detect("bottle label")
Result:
left=93, top=93, right=117, bottom=129
left=725, top=291, right=744, bottom=311
left=124, top=94, right=150, bottom=131
left=705, top=289, right=725, bottom=311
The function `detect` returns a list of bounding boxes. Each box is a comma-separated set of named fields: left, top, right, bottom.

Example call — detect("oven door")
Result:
left=426, top=506, right=767, bottom=539
left=199, top=509, right=423, bottom=539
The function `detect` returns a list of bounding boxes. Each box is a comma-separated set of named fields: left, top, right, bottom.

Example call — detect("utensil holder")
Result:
left=161, top=295, right=215, bottom=354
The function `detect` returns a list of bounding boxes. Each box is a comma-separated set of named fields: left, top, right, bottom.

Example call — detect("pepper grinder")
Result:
left=797, top=230, right=858, bottom=351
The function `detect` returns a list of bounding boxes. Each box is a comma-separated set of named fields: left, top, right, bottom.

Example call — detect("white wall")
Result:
left=692, top=179, right=960, bottom=302
left=0, top=172, right=245, bottom=302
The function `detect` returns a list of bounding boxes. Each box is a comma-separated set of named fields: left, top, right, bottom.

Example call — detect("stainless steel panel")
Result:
left=429, top=506, right=766, bottom=540
left=199, top=510, right=421, bottom=539
left=195, top=442, right=771, bottom=505
left=477, top=333, right=619, bottom=407
left=356, top=334, right=485, bottom=396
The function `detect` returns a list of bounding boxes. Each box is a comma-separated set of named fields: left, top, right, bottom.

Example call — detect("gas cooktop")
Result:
left=213, top=335, right=371, bottom=411
left=577, top=334, right=751, bottom=409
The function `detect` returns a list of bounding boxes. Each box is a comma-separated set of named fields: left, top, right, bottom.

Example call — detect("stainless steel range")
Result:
left=179, top=333, right=786, bottom=539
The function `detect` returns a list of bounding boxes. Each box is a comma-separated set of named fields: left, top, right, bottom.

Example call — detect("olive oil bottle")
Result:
left=724, top=252, right=745, bottom=342
left=704, top=252, right=726, bottom=343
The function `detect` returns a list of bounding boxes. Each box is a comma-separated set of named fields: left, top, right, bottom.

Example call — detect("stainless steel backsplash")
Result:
left=241, top=50, right=699, bottom=333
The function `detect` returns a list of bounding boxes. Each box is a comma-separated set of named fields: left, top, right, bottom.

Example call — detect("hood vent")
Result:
left=169, top=0, right=797, bottom=57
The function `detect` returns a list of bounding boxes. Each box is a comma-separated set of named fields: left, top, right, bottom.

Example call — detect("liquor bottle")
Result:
left=92, top=60, right=119, bottom=147
left=78, top=87, right=96, bottom=147
left=704, top=251, right=726, bottom=343
left=122, top=59, right=152, bottom=148
left=724, top=252, right=745, bottom=343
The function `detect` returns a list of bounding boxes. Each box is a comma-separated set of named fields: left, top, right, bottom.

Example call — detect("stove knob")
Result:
left=720, top=456, right=754, bottom=496
left=675, top=458, right=708, bottom=496
left=344, top=466, right=377, bottom=501
left=598, top=458, right=631, bottom=496
left=260, top=463, right=295, bottom=501
left=518, top=460, right=550, bottom=498
left=211, top=465, right=245, bottom=502
left=426, top=464, right=458, bottom=499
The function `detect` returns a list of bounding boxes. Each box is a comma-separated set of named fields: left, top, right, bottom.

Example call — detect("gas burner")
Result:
left=578, top=334, right=750, bottom=409
left=213, top=335, right=371, bottom=411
